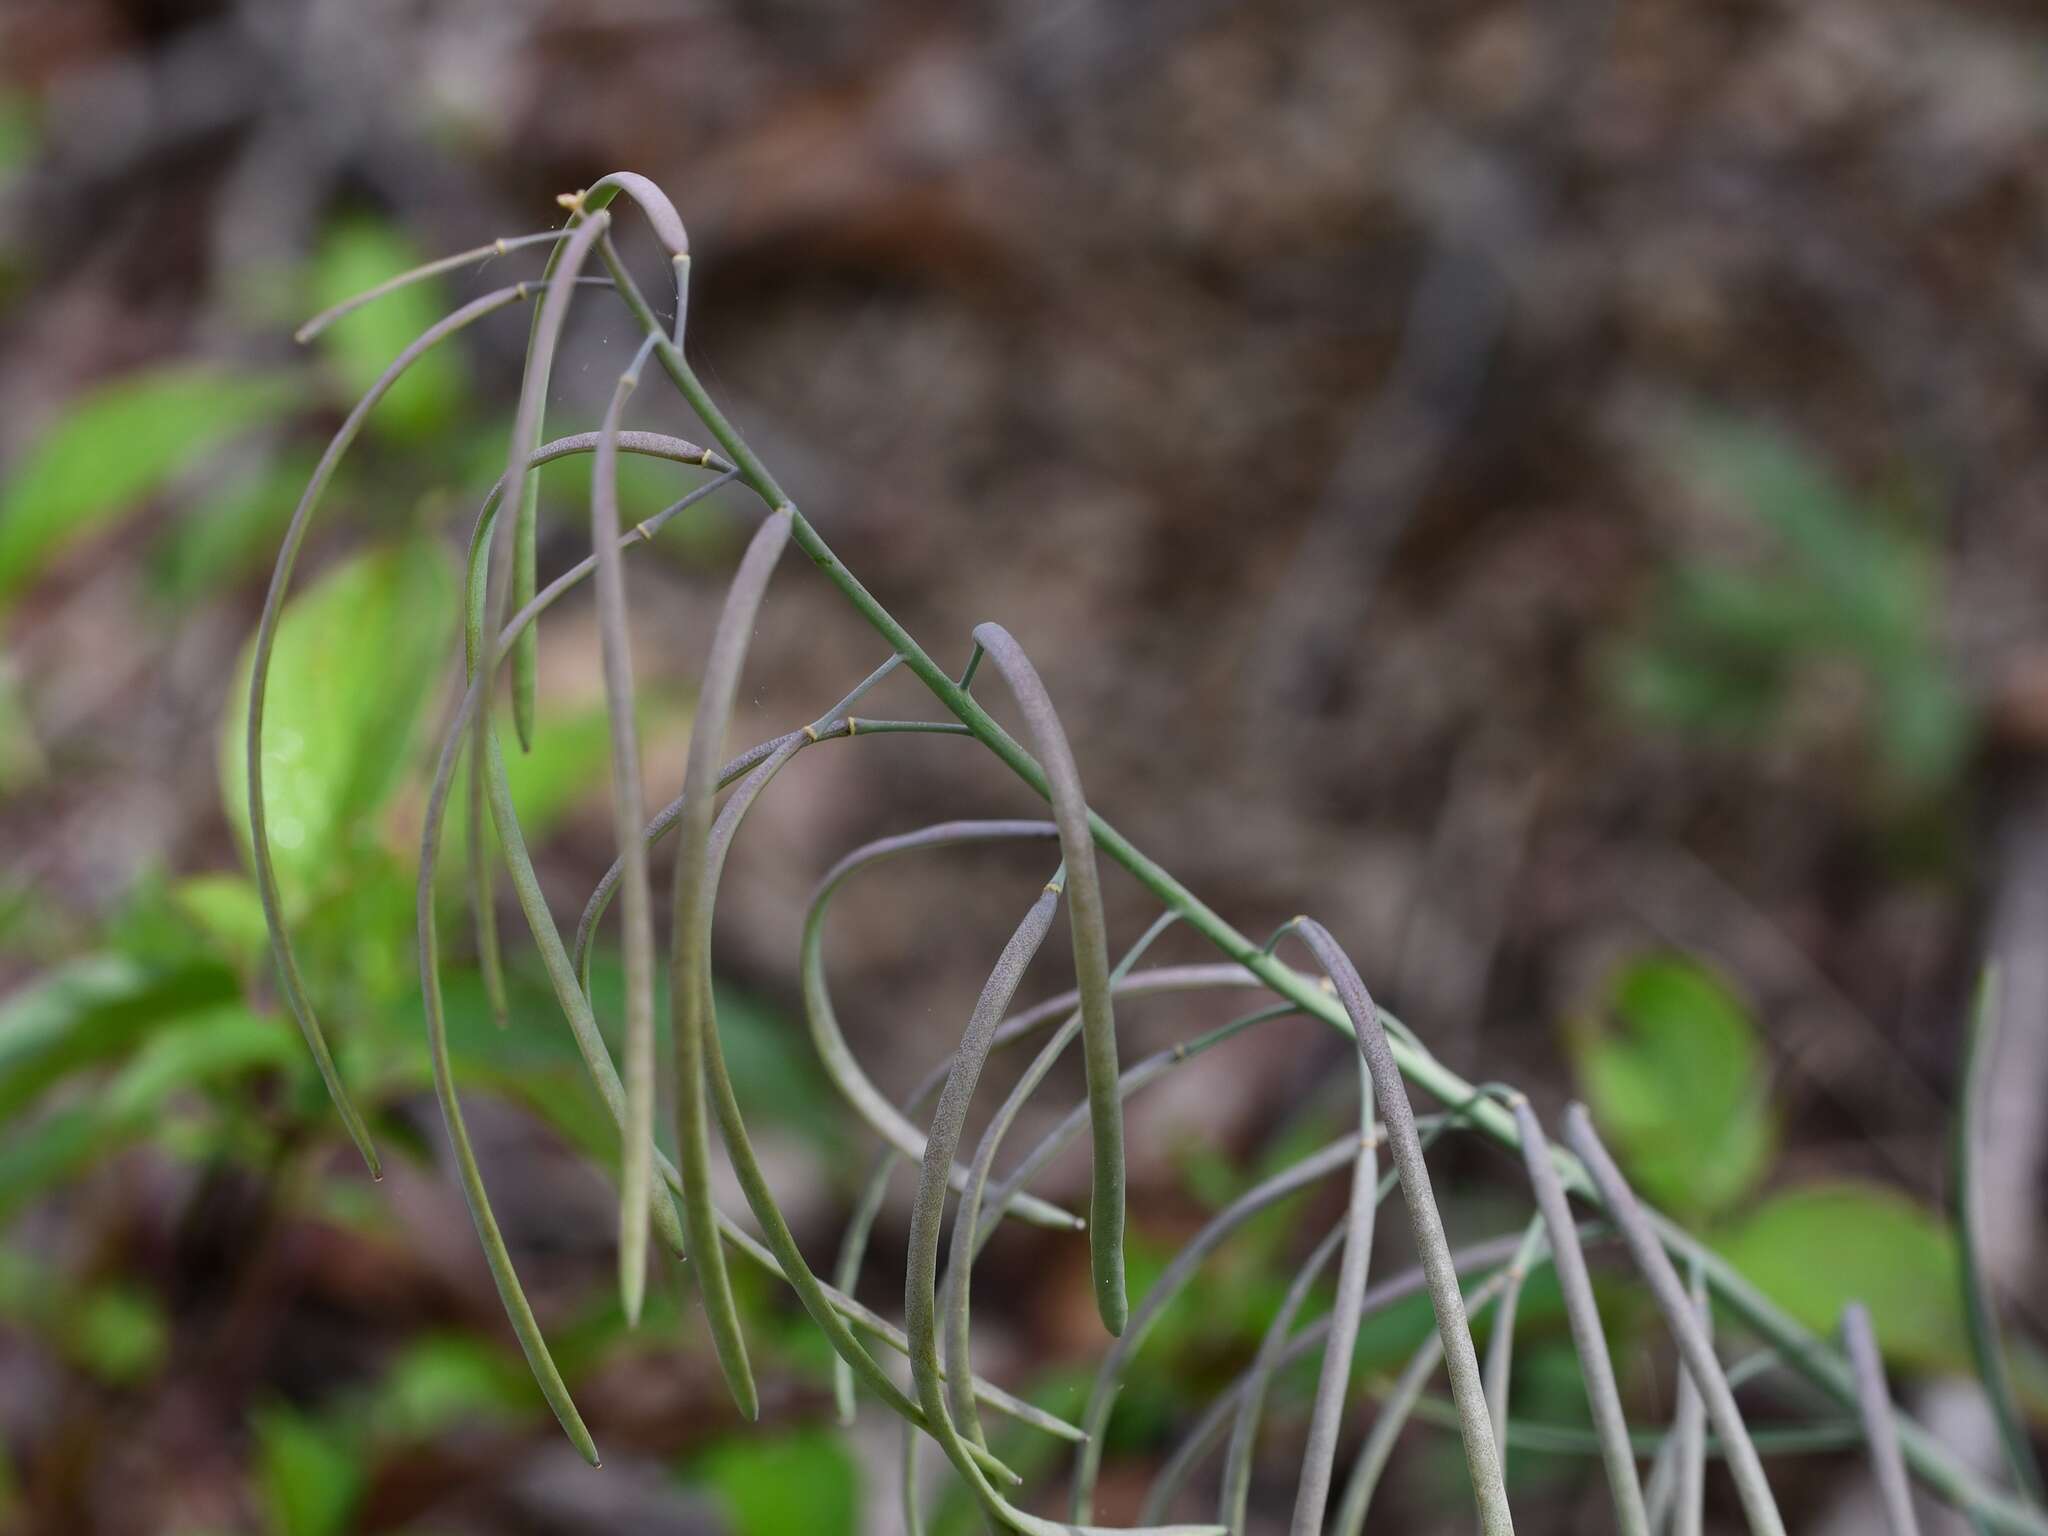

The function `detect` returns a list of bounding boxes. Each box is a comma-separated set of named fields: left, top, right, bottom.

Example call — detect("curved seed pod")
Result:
left=1565, top=1105, right=1787, bottom=1536
left=1672, top=1260, right=1710, bottom=1536
left=904, top=875, right=1063, bottom=1514
left=473, top=207, right=609, bottom=825
left=570, top=655, right=904, bottom=989
left=527, top=168, right=694, bottom=856
left=837, top=965, right=1253, bottom=1424
left=294, top=229, right=571, bottom=341
left=688, top=734, right=982, bottom=1450
left=969, top=621, right=1127, bottom=1336
left=943, top=913, right=1178, bottom=1439
left=667, top=507, right=794, bottom=1420
left=254, top=281, right=548, bottom=1177
left=1140, top=1228, right=1539, bottom=1527
left=1956, top=971, right=2045, bottom=1504
left=466, top=764, right=509, bottom=1032
left=591, top=333, right=664, bottom=1324
left=1403, top=1398, right=1854, bottom=1462
left=1482, top=1218, right=1549, bottom=1472
left=457, top=432, right=727, bottom=1264
left=981, top=1003, right=1301, bottom=1236
left=574, top=731, right=798, bottom=987
left=896, top=873, right=1224, bottom=1536
left=463, top=601, right=1080, bottom=1453
left=800, top=820, right=1075, bottom=1230
left=1071, top=1136, right=1359, bottom=1522
left=1219, top=1219, right=1352, bottom=1532
left=397, top=212, right=611, bottom=1462
left=481, top=732, right=685, bottom=1260
left=1510, top=1097, right=1650, bottom=1536
left=1293, top=919, right=1513, bottom=1536
left=1842, top=1302, right=1924, bottom=1536
left=1331, top=1266, right=1516, bottom=1536
left=902, top=1418, right=926, bottom=1536
left=508, top=171, right=690, bottom=749
left=1289, top=1053, right=1382, bottom=1536
left=833, top=1141, right=905, bottom=1425
left=416, top=658, right=598, bottom=1465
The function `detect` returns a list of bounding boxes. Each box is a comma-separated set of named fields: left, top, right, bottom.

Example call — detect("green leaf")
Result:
left=372, top=1334, right=529, bottom=1441
left=0, top=1004, right=297, bottom=1223
left=149, top=450, right=323, bottom=605
left=219, top=541, right=457, bottom=902
left=67, top=1283, right=168, bottom=1385
left=309, top=221, right=466, bottom=441
left=254, top=1404, right=363, bottom=1536
left=0, top=366, right=298, bottom=605
left=1571, top=955, right=1774, bottom=1217
left=1716, top=1182, right=1968, bottom=1369
left=168, top=874, right=273, bottom=969
left=689, top=1429, right=859, bottom=1536
left=0, top=955, right=239, bottom=1124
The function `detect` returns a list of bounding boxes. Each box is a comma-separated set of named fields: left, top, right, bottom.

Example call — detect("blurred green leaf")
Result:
left=0, top=92, right=35, bottom=183
left=1716, top=1181, right=1968, bottom=1370
left=690, top=1428, right=858, bottom=1536
left=255, top=1404, right=363, bottom=1536
left=498, top=694, right=686, bottom=840
left=309, top=221, right=466, bottom=440
left=1571, top=955, right=1774, bottom=1217
left=218, top=541, right=457, bottom=903
left=372, top=1334, right=529, bottom=1441
left=0, top=1004, right=295, bottom=1223
left=168, top=874, right=273, bottom=970
left=0, top=366, right=298, bottom=606
left=0, top=652, right=41, bottom=793
left=1615, top=415, right=1972, bottom=790
left=149, top=450, right=322, bottom=605
left=68, top=1283, right=168, bottom=1385
left=0, top=955, right=239, bottom=1123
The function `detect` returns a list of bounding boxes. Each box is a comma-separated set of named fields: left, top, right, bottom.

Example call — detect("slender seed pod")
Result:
left=799, top=821, right=1075, bottom=1231
left=507, top=170, right=688, bottom=749
left=1219, top=1219, right=1352, bottom=1532
left=1331, top=1268, right=1516, bottom=1536
left=667, top=508, right=794, bottom=1420
left=463, top=619, right=1076, bottom=1451
left=1566, top=1105, right=1787, bottom=1536
left=255, top=282, right=543, bottom=1177
left=1956, top=970, right=2046, bottom=1505
left=837, top=980, right=1286, bottom=1427
left=1072, top=1137, right=1360, bottom=1522
left=1141, top=1230, right=1539, bottom=1527
left=1673, top=1260, right=1710, bottom=1536
left=1289, top=1053, right=1382, bottom=1536
left=1293, top=920, right=1513, bottom=1535
left=688, top=736, right=980, bottom=1448
left=416, top=632, right=600, bottom=1466
left=592, top=333, right=664, bottom=1325
left=902, top=1419, right=926, bottom=1536
left=904, top=876, right=1062, bottom=1509
left=396, top=212, right=611, bottom=1463
left=944, top=913, right=1178, bottom=1440
left=981, top=1003, right=1301, bottom=1235
left=1482, top=1218, right=1549, bottom=1474
left=894, top=873, right=1227, bottom=1535
left=294, top=229, right=570, bottom=341
left=472, top=207, right=610, bottom=910
left=969, top=621, right=1128, bottom=1336
left=1842, top=1302, right=1924, bottom=1536
left=1511, top=1097, right=1651, bottom=1536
